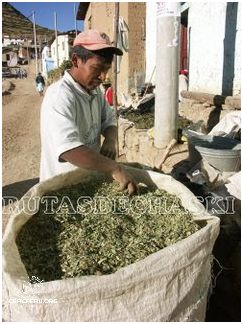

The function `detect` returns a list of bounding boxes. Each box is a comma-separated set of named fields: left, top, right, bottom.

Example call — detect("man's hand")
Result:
left=100, top=138, right=117, bottom=160
left=60, top=145, right=137, bottom=195
left=111, top=165, right=138, bottom=196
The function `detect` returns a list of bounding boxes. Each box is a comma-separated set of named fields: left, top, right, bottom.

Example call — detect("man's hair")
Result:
left=71, top=45, right=113, bottom=65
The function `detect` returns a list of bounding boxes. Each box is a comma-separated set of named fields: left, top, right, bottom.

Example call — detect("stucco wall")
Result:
left=145, top=2, right=156, bottom=84
left=188, top=2, right=240, bottom=96
left=145, top=3, right=241, bottom=95
left=127, top=3, right=146, bottom=92
left=188, top=3, right=226, bottom=94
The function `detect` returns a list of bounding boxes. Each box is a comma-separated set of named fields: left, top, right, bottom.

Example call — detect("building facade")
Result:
left=51, top=34, right=70, bottom=68
left=188, top=2, right=241, bottom=96
left=146, top=2, right=241, bottom=96
left=78, top=2, right=146, bottom=102
left=2, top=48, right=18, bottom=67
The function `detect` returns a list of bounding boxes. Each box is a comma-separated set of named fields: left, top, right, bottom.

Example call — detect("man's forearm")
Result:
left=60, top=145, right=120, bottom=175
left=60, top=144, right=137, bottom=195
left=102, top=125, right=117, bottom=142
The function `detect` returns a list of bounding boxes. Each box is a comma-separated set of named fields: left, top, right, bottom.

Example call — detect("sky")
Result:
left=9, top=2, right=84, bottom=32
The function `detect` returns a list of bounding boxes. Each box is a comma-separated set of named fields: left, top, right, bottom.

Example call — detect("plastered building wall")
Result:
left=188, top=3, right=226, bottom=94
left=145, top=2, right=156, bottom=84
left=145, top=3, right=241, bottom=96
left=188, top=2, right=240, bottom=95
left=51, top=35, right=69, bottom=68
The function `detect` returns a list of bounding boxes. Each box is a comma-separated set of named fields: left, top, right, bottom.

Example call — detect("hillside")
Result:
left=2, top=2, right=55, bottom=41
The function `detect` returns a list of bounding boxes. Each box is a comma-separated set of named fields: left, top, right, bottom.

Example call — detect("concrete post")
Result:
left=154, top=2, right=181, bottom=149
left=54, top=12, right=59, bottom=68
left=74, top=3, right=78, bottom=37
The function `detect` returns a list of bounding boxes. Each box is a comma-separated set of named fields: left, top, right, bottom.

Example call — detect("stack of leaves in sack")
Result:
left=16, top=179, right=200, bottom=282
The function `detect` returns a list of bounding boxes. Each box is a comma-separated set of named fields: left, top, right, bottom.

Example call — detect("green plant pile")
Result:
left=47, top=60, right=72, bottom=85
left=121, top=110, right=192, bottom=130
left=16, top=179, right=200, bottom=282
left=121, top=111, right=154, bottom=129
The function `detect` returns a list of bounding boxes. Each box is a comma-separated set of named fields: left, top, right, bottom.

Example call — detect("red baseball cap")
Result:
left=73, top=29, right=123, bottom=56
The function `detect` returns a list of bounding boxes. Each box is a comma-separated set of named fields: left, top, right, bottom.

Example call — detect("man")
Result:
left=36, top=72, right=45, bottom=96
left=40, top=29, right=137, bottom=195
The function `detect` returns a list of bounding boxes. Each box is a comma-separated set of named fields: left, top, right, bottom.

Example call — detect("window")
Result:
left=62, top=42, right=65, bottom=51
left=6, top=54, right=10, bottom=60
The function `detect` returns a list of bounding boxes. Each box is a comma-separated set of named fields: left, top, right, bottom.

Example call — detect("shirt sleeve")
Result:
left=42, top=86, right=85, bottom=162
left=100, top=91, right=117, bottom=134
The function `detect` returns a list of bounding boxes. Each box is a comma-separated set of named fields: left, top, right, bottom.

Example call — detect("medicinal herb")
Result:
left=16, top=179, right=200, bottom=282
left=121, top=110, right=192, bottom=130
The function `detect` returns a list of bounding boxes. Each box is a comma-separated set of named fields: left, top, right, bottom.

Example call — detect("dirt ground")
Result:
left=2, top=61, right=42, bottom=231
left=2, top=62, right=41, bottom=184
left=2, top=62, right=240, bottom=322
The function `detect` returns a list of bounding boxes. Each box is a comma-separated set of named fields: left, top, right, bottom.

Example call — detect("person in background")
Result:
left=35, top=72, right=45, bottom=96
left=23, top=69, right=28, bottom=78
left=40, top=29, right=137, bottom=195
left=102, top=78, right=113, bottom=106
left=17, top=69, right=21, bottom=79
left=179, top=69, right=188, bottom=102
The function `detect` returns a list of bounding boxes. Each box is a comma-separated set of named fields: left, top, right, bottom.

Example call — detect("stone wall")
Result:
left=118, top=117, right=189, bottom=174
left=118, top=100, right=239, bottom=172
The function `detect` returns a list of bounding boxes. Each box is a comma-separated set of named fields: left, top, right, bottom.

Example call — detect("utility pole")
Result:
left=26, top=38, right=30, bottom=65
left=32, top=11, right=38, bottom=75
left=154, top=2, right=181, bottom=149
left=54, top=12, right=59, bottom=68
left=39, top=36, right=42, bottom=72
left=113, top=2, right=119, bottom=156
left=74, top=3, right=78, bottom=36
left=113, top=3, right=119, bottom=114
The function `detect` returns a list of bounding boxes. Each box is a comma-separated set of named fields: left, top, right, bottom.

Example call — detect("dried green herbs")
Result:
left=122, top=111, right=154, bottom=129
left=16, top=179, right=199, bottom=282
left=121, top=110, right=192, bottom=130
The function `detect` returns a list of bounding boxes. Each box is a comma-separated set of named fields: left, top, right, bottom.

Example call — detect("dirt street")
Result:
left=2, top=62, right=43, bottom=230
left=2, top=63, right=42, bottom=187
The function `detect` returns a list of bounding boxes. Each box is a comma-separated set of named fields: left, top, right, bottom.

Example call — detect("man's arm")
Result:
left=60, top=145, right=137, bottom=195
left=100, top=125, right=117, bottom=159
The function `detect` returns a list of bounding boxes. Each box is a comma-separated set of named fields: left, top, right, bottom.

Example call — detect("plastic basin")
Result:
left=186, top=130, right=241, bottom=172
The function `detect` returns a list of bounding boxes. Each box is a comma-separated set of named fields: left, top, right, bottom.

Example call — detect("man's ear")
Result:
left=71, top=54, right=78, bottom=68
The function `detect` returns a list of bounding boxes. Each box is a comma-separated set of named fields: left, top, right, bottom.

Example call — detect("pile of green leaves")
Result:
left=16, top=179, right=199, bottom=282
left=121, top=111, right=154, bottom=129
left=121, top=110, right=192, bottom=130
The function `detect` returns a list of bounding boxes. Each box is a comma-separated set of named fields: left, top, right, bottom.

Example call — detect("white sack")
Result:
left=2, top=166, right=220, bottom=322
left=208, top=111, right=241, bottom=138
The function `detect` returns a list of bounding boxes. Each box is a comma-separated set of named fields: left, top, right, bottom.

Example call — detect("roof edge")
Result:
left=76, top=2, right=90, bottom=20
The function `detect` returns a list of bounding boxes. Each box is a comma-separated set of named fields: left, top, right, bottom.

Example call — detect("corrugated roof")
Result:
left=76, top=2, right=90, bottom=20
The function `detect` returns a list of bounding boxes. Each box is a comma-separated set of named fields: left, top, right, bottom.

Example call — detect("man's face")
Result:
left=75, top=56, right=111, bottom=91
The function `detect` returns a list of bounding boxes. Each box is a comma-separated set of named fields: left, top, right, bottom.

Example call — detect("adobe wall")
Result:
left=83, top=3, right=146, bottom=102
